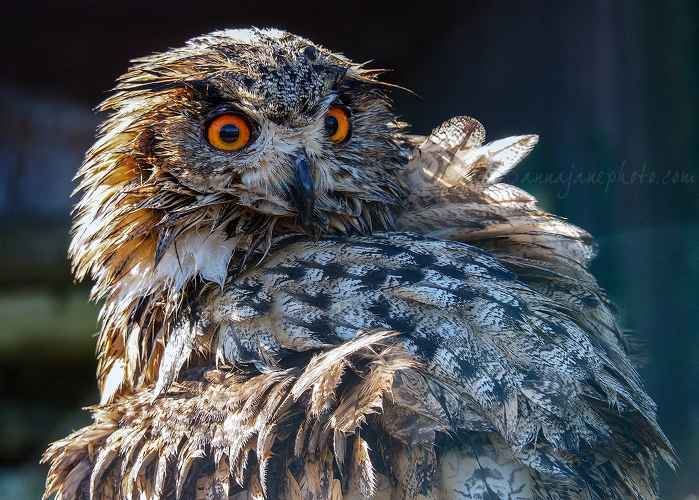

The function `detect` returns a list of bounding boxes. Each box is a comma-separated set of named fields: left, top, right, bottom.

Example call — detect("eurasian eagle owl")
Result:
left=44, top=28, right=675, bottom=500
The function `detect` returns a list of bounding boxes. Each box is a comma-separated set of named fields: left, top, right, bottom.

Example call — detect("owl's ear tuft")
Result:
left=114, top=79, right=186, bottom=94
left=185, top=79, right=225, bottom=100
left=113, top=77, right=224, bottom=103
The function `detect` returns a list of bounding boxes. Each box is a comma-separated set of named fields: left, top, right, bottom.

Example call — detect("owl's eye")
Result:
left=324, top=107, right=352, bottom=144
left=206, top=114, right=252, bottom=151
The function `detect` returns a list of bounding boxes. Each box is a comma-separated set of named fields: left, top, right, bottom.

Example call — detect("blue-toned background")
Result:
left=0, top=1, right=696, bottom=498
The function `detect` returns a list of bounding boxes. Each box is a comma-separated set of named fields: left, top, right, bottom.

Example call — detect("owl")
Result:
left=43, top=29, right=675, bottom=500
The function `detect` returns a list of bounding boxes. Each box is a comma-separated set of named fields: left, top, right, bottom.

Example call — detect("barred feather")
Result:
left=46, top=232, right=675, bottom=499
left=44, top=332, right=447, bottom=499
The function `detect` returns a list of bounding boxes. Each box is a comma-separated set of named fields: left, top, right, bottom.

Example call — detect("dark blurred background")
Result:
left=0, top=1, right=696, bottom=498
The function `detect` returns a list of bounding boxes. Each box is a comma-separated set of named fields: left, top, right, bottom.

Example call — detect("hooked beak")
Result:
left=290, top=155, right=315, bottom=226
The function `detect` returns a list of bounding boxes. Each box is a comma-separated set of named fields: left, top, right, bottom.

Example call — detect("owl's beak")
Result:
left=291, top=156, right=315, bottom=226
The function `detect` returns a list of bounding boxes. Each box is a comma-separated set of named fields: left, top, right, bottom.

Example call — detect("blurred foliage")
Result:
left=0, top=225, right=99, bottom=499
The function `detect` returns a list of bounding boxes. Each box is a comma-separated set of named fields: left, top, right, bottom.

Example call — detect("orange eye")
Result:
left=324, top=107, right=352, bottom=143
left=206, top=114, right=252, bottom=151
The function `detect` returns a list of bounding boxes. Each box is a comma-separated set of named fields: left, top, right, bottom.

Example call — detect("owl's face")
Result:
left=150, top=30, right=406, bottom=220
left=72, top=28, right=408, bottom=295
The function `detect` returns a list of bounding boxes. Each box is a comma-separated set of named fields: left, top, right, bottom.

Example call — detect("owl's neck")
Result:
left=91, top=206, right=384, bottom=402
left=97, top=225, right=244, bottom=402
left=120, top=227, right=240, bottom=299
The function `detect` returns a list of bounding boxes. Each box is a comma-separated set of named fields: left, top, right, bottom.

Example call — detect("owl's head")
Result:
left=71, top=28, right=408, bottom=299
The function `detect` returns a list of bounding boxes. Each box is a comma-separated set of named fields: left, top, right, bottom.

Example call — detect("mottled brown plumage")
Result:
left=69, top=29, right=408, bottom=402
left=45, top=29, right=675, bottom=500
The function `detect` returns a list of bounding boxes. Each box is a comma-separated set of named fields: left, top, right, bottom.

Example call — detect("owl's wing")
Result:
left=403, top=116, right=537, bottom=189
left=207, top=234, right=676, bottom=489
left=399, top=116, right=591, bottom=268
left=397, top=116, right=630, bottom=379
left=43, top=336, right=531, bottom=500
left=44, top=233, right=675, bottom=500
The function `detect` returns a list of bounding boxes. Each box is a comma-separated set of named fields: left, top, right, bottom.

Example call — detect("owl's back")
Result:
left=45, top=233, right=672, bottom=500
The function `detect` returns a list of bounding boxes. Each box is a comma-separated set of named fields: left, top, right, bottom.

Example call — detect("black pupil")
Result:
left=325, top=115, right=339, bottom=135
left=219, top=123, right=240, bottom=143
